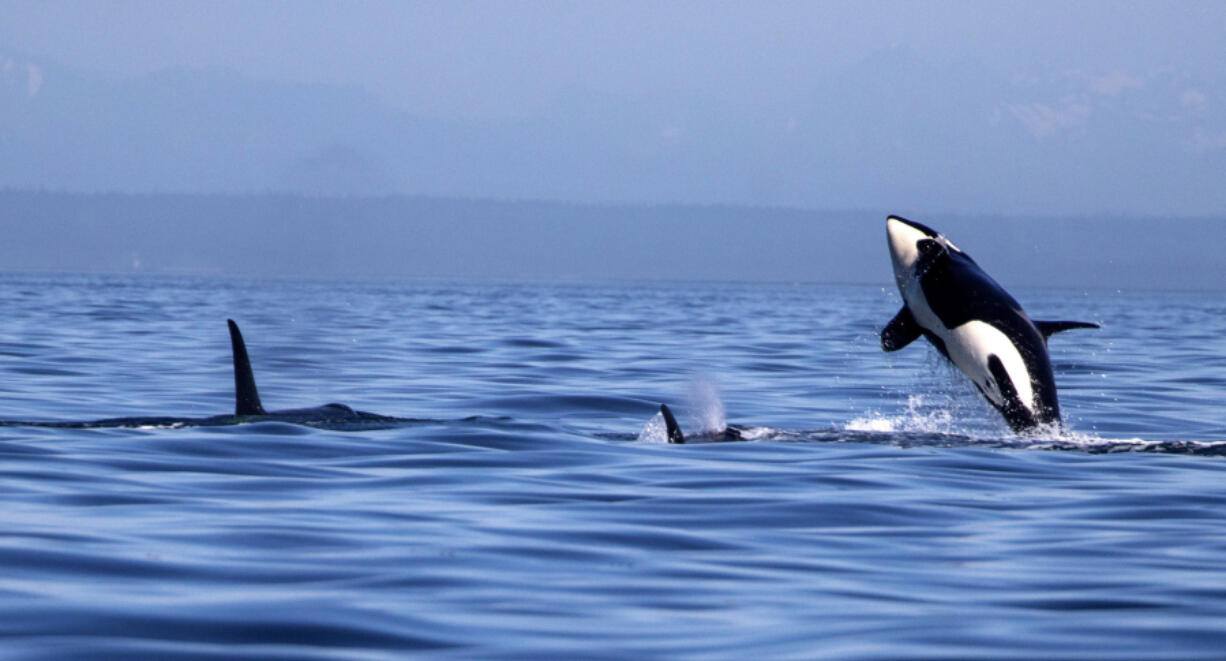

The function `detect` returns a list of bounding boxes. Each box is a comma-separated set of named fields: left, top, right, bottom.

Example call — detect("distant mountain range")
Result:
left=0, top=190, right=1221, bottom=291
left=2, top=47, right=1224, bottom=215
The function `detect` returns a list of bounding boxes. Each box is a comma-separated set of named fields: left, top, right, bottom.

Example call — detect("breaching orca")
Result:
left=0, top=320, right=401, bottom=429
left=882, top=215, right=1098, bottom=432
left=658, top=404, right=745, bottom=444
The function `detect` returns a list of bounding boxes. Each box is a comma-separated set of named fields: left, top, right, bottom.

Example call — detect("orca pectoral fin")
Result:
left=881, top=306, right=922, bottom=352
left=227, top=319, right=267, bottom=416
left=1035, top=320, right=1100, bottom=341
left=660, top=404, right=685, bottom=444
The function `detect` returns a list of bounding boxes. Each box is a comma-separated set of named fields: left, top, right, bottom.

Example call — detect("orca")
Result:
left=0, top=319, right=402, bottom=429
left=658, top=404, right=745, bottom=444
left=223, top=319, right=397, bottom=425
left=882, top=215, right=1098, bottom=433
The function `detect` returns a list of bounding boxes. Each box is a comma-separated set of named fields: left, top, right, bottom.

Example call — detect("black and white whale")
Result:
left=223, top=319, right=398, bottom=425
left=0, top=319, right=403, bottom=429
left=657, top=404, right=745, bottom=444
left=881, top=215, right=1098, bottom=432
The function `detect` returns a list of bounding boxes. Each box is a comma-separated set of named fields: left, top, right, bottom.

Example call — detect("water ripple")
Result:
left=1, top=276, right=1226, bottom=658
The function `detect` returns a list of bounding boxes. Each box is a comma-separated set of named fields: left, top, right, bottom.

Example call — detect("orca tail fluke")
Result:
left=660, top=404, right=685, bottom=444
left=1035, top=320, right=1100, bottom=341
left=227, top=319, right=267, bottom=416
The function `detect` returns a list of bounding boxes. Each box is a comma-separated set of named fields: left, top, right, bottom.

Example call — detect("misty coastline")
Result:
left=1, top=190, right=1221, bottom=291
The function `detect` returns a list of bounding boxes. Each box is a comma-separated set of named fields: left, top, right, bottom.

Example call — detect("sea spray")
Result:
left=687, top=378, right=726, bottom=434
left=636, top=410, right=669, bottom=444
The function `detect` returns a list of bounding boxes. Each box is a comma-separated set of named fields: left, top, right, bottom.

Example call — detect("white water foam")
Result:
left=845, top=394, right=957, bottom=434
left=636, top=411, right=669, bottom=444
left=844, top=394, right=1173, bottom=452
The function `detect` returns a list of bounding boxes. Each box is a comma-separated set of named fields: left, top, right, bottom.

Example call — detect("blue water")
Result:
left=2, top=273, right=1226, bottom=659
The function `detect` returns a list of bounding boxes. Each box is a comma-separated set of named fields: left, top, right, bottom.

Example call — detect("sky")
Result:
left=1, top=1, right=1226, bottom=216
left=5, top=1, right=1224, bottom=118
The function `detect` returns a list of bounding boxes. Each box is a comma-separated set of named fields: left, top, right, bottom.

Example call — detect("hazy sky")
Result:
left=2, top=1, right=1225, bottom=215
left=5, top=1, right=1223, bottom=118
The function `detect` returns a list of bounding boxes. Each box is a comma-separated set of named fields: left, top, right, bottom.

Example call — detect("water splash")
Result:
left=636, top=411, right=669, bottom=444
left=840, top=399, right=1226, bottom=454
left=845, top=394, right=957, bottom=434
left=686, top=379, right=726, bottom=433
left=854, top=347, right=1016, bottom=438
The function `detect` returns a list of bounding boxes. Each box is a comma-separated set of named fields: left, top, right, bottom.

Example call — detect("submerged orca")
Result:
left=658, top=404, right=745, bottom=444
left=882, top=215, right=1098, bottom=432
left=1, top=319, right=400, bottom=429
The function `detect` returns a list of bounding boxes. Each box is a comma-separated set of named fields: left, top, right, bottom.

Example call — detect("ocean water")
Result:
left=2, top=272, right=1226, bottom=659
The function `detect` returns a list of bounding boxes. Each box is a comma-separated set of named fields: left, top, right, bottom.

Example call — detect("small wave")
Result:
left=128, top=422, right=189, bottom=431
left=1024, top=434, right=1226, bottom=455
left=843, top=421, right=1226, bottom=455
left=729, top=425, right=774, bottom=441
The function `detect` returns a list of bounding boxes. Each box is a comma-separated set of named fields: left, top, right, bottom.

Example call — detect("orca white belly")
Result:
left=902, top=281, right=1037, bottom=416
left=945, top=320, right=1035, bottom=412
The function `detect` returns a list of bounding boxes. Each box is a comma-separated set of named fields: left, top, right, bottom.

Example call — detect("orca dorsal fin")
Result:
left=660, top=404, right=685, bottom=444
left=881, top=305, right=922, bottom=352
left=227, top=319, right=267, bottom=416
left=1034, top=320, right=1100, bottom=341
